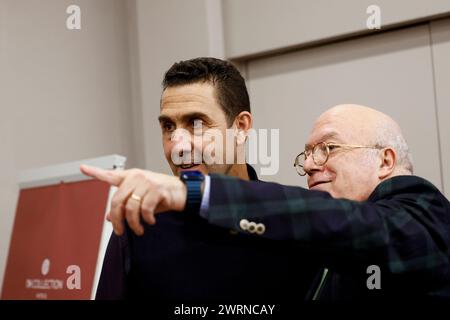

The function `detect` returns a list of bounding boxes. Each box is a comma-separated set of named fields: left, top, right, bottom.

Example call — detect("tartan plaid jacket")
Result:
left=203, top=174, right=450, bottom=300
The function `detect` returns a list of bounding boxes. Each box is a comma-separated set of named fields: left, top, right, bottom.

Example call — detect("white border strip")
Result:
left=90, top=157, right=126, bottom=300
left=90, top=185, right=119, bottom=300
left=18, top=154, right=126, bottom=189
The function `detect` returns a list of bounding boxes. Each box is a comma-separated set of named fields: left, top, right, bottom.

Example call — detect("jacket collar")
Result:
left=368, top=175, right=437, bottom=202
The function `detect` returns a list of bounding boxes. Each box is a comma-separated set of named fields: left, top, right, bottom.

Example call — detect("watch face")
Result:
left=181, top=170, right=204, bottom=181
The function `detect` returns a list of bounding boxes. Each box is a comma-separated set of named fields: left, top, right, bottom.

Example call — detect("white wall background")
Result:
left=430, top=19, right=450, bottom=201
left=223, top=0, right=450, bottom=58
left=0, top=0, right=449, bottom=294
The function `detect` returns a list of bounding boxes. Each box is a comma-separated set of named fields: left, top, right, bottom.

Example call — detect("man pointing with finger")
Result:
left=83, top=101, right=450, bottom=300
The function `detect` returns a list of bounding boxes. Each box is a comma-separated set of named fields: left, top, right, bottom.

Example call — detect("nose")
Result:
left=170, top=129, right=194, bottom=163
left=171, top=128, right=191, bottom=142
left=303, top=153, right=322, bottom=176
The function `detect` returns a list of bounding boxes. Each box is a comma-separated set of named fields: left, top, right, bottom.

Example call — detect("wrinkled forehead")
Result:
left=307, top=115, right=355, bottom=146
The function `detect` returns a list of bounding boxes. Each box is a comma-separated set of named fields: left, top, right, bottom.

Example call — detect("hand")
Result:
left=80, top=165, right=187, bottom=236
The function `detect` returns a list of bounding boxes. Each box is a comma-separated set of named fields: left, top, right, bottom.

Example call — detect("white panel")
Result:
left=223, top=0, right=450, bottom=58
left=247, top=25, right=442, bottom=191
left=431, top=18, right=450, bottom=197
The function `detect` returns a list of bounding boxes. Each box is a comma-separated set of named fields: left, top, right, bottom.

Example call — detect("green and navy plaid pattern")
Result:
left=204, top=175, right=450, bottom=298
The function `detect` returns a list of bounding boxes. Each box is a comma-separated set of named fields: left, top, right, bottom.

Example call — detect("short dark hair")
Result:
left=162, top=57, right=250, bottom=126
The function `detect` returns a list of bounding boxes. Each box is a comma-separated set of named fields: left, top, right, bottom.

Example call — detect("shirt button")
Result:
left=255, top=223, right=266, bottom=235
left=239, top=219, right=249, bottom=231
left=247, top=222, right=257, bottom=233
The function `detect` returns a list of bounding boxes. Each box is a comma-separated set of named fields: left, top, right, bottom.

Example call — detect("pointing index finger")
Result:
left=80, top=164, right=126, bottom=186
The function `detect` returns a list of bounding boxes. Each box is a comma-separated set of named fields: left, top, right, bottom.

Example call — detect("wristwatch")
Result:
left=179, top=170, right=205, bottom=213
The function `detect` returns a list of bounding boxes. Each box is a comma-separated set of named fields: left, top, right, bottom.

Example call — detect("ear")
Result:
left=233, top=111, right=253, bottom=144
left=233, top=111, right=253, bottom=131
left=378, top=147, right=396, bottom=179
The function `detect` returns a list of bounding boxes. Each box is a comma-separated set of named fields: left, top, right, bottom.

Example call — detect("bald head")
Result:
left=314, top=104, right=413, bottom=174
left=304, top=104, right=413, bottom=201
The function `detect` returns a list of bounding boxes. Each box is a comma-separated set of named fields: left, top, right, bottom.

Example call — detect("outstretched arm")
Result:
left=204, top=174, right=450, bottom=277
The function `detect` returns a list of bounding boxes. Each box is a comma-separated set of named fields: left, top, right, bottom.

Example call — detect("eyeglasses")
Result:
left=293, top=142, right=383, bottom=176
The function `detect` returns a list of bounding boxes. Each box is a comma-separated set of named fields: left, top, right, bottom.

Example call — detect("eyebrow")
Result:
left=158, top=112, right=212, bottom=124
left=158, top=115, right=172, bottom=123
left=321, top=132, right=340, bottom=142
left=305, top=131, right=341, bottom=148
